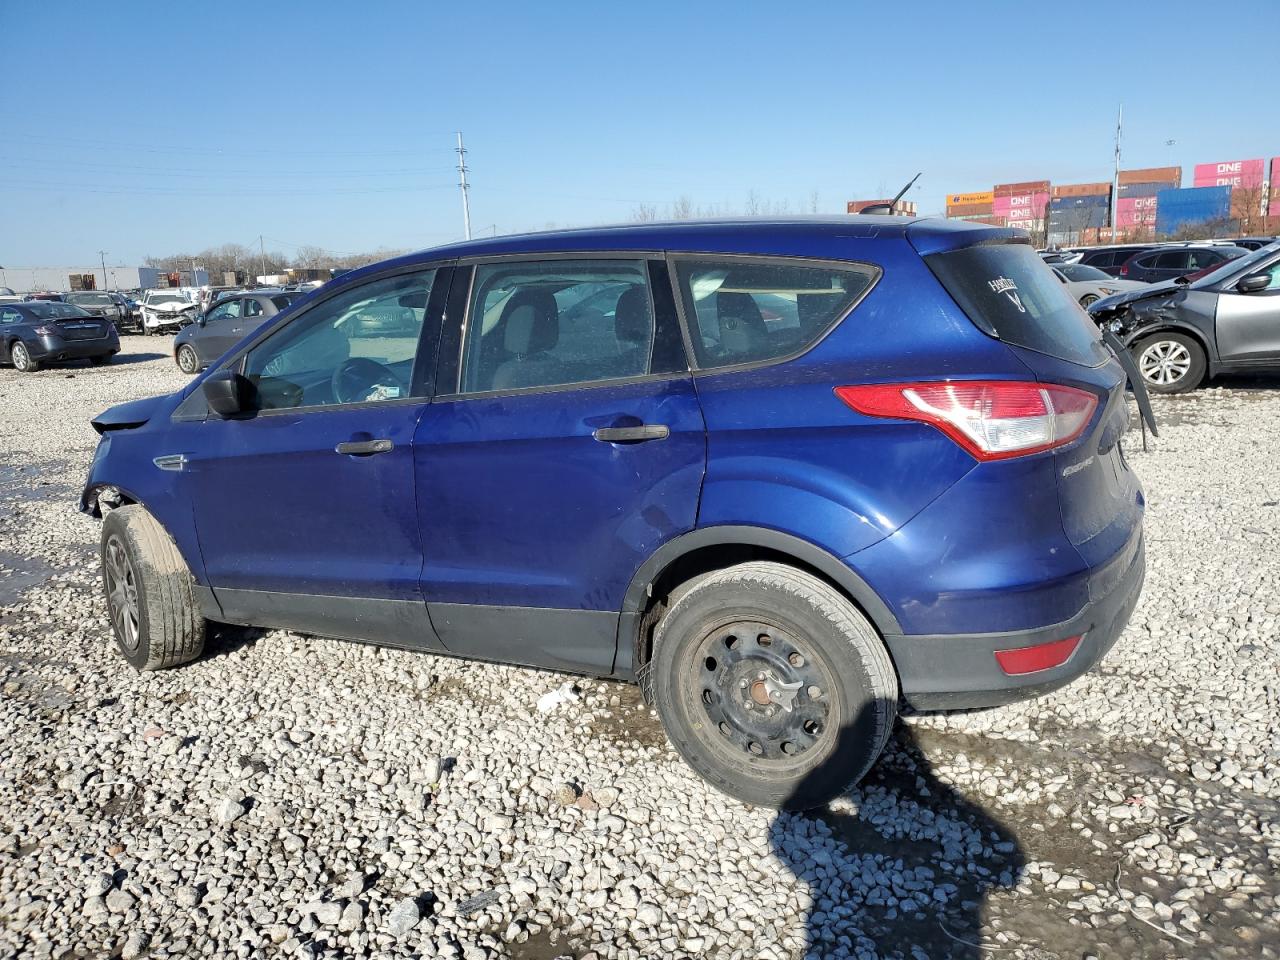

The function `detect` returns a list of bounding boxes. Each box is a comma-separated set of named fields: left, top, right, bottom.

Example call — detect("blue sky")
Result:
left=2, top=0, right=1274, bottom=265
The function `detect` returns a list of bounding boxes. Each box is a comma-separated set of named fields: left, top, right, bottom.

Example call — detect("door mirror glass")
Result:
left=202, top=370, right=257, bottom=417
left=1236, top=274, right=1271, bottom=294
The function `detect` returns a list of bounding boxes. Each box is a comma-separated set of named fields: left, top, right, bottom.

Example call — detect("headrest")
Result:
left=614, top=286, right=650, bottom=345
left=499, top=288, right=558, bottom=355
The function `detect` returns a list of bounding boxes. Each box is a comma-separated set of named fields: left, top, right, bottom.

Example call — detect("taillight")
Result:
left=32, top=324, right=57, bottom=336
left=1119, top=262, right=1129, bottom=276
left=835, top=381, right=1098, bottom=461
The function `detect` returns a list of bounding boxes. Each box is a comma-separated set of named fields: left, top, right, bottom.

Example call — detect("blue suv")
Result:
left=81, top=218, right=1145, bottom=809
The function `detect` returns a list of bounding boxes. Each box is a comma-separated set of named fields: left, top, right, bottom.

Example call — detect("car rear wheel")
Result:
left=1133, top=331, right=1205, bottom=394
left=176, top=344, right=199, bottom=374
left=651, top=561, right=898, bottom=810
left=10, top=342, right=38, bottom=372
left=1078, top=293, right=1099, bottom=308
left=100, top=505, right=205, bottom=671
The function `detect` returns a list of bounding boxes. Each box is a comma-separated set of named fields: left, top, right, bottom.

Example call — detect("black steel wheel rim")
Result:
left=689, top=619, right=834, bottom=764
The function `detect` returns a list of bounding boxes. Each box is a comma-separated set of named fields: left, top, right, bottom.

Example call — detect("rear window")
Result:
left=673, top=257, right=878, bottom=369
left=925, top=242, right=1107, bottom=366
left=271, top=295, right=295, bottom=310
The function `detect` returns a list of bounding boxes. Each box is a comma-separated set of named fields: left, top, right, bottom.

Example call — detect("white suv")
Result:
left=139, top=290, right=198, bottom=334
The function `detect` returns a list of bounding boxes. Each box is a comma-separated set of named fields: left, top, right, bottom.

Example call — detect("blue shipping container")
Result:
left=1119, top=181, right=1174, bottom=199
left=1155, top=186, right=1231, bottom=235
left=1049, top=207, right=1108, bottom=229
left=1051, top=195, right=1110, bottom=209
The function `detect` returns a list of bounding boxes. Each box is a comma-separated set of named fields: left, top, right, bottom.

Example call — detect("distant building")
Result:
left=847, top=199, right=918, bottom=216
left=0, top=265, right=207, bottom=293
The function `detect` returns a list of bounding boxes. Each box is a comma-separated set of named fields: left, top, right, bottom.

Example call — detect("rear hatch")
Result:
left=914, top=234, right=1143, bottom=584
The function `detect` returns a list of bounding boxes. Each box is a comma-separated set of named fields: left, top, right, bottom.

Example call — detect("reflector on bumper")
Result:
left=994, top=635, right=1082, bottom=675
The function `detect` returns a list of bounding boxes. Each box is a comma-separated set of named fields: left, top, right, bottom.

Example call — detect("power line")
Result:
left=0, top=178, right=459, bottom=198
left=3, top=132, right=458, bottom=159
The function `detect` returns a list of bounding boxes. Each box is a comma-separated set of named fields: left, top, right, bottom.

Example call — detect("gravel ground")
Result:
left=1, top=337, right=1278, bottom=960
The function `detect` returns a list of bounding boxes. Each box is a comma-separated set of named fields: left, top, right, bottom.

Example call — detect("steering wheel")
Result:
left=331, top=357, right=403, bottom=405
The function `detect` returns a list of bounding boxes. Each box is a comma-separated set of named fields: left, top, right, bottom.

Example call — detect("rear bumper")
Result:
left=886, top=534, right=1144, bottom=710
left=29, top=334, right=119, bottom=361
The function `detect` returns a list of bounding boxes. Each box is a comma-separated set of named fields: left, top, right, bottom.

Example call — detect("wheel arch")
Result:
left=616, top=525, right=902, bottom=681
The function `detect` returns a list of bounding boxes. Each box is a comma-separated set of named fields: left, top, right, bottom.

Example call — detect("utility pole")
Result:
left=1111, top=103, right=1123, bottom=243
left=98, top=250, right=109, bottom=292
left=456, top=131, right=472, bottom=241
left=259, top=235, right=267, bottom=283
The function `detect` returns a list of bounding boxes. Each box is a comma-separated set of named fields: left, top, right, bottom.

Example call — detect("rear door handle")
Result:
left=335, top=438, right=394, bottom=456
left=592, top=424, right=670, bottom=443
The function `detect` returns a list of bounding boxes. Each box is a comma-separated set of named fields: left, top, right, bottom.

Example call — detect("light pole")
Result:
left=98, top=250, right=109, bottom=292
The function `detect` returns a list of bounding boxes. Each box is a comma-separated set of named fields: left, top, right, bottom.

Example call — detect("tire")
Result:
left=1132, top=331, right=1206, bottom=394
left=10, top=341, right=38, bottom=372
left=90, top=354, right=113, bottom=366
left=176, top=344, right=199, bottom=374
left=1078, top=294, right=1099, bottom=308
left=100, top=505, right=205, bottom=671
left=651, top=561, right=898, bottom=810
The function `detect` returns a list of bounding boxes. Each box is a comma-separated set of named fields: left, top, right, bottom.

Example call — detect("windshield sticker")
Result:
left=987, top=277, right=1026, bottom=313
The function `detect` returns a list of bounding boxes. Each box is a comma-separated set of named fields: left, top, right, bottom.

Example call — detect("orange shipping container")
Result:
left=1118, top=166, right=1180, bottom=186
left=1051, top=182, right=1112, bottom=198
left=945, top=190, right=994, bottom=207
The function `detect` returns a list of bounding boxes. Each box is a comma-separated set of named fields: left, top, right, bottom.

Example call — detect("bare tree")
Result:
left=631, top=203, right=659, bottom=222
left=744, top=190, right=761, bottom=216
left=671, top=196, right=694, bottom=220
left=809, top=190, right=820, bottom=214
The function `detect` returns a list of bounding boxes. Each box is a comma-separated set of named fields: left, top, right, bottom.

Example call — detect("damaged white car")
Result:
left=139, top=291, right=198, bottom=335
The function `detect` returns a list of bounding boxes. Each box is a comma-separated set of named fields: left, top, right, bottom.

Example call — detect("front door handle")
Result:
left=335, top=438, right=394, bottom=456
left=592, top=424, right=670, bottom=443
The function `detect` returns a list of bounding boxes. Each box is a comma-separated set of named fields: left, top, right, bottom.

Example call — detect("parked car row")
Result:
left=1089, top=240, right=1280, bottom=393
left=1041, top=239, right=1268, bottom=280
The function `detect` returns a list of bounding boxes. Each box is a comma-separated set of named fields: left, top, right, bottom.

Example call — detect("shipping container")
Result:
left=846, top=199, right=918, bottom=215
left=994, top=179, right=1050, bottom=196
left=1117, top=181, right=1170, bottom=200
left=945, top=190, right=994, bottom=207
left=1051, top=182, right=1111, bottom=198
left=1115, top=196, right=1159, bottom=229
left=1049, top=207, right=1107, bottom=230
left=1050, top=195, right=1110, bottom=209
left=945, top=201, right=994, bottom=217
left=1118, top=166, right=1181, bottom=186
left=994, top=192, right=1050, bottom=217
left=1193, top=158, right=1265, bottom=189
left=1155, top=186, right=1231, bottom=235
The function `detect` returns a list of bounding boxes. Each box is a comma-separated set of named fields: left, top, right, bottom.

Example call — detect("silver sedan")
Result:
left=1052, top=263, right=1148, bottom=307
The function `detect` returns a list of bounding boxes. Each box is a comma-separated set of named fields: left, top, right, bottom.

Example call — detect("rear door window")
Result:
left=1154, top=251, right=1189, bottom=269
left=925, top=241, right=1108, bottom=366
left=460, top=259, right=655, bottom=393
left=672, top=257, right=877, bottom=369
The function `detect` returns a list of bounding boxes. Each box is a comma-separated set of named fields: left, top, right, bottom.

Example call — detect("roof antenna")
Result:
left=857, top=173, right=922, bottom=216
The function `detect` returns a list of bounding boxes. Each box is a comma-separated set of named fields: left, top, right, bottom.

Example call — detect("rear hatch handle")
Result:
left=1101, top=329, right=1159, bottom=447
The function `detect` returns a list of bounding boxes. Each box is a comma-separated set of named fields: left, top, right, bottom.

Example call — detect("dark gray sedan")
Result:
left=0, top=300, right=120, bottom=371
left=172, top=290, right=300, bottom=373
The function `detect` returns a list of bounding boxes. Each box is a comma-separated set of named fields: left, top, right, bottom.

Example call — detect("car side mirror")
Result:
left=1236, top=274, right=1270, bottom=294
left=196, top=313, right=207, bottom=326
left=202, top=370, right=257, bottom=417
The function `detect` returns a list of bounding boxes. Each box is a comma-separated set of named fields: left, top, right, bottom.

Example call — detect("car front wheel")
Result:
left=176, top=344, right=199, bottom=374
left=1133, top=331, right=1206, bottom=394
left=101, top=505, right=205, bottom=671
left=651, top=561, right=898, bottom=810
left=1079, top=293, right=1099, bottom=308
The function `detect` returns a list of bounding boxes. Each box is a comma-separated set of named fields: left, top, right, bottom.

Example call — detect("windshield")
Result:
left=1189, top=243, right=1279, bottom=288
left=147, top=293, right=187, bottom=305
left=1059, top=264, right=1111, bottom=282
left=69, top=293, right=112, bottom=305
left=926, top=241, right=1107, bottom=366
left=25, top=302, right=93, bottom=319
